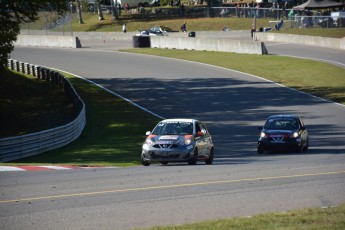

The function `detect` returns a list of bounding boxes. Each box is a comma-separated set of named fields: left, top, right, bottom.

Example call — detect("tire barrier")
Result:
left=132, top=36, right=151, bottom=48
left=0, top=60, right=86, bottom=162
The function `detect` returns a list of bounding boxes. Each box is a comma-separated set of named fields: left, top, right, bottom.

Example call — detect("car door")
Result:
left=199, top=122, right=213, bottom=156
left=298, top=117, right=308, bottom=146
left=195, top=122, right=212, bottom=156
left=194, top=122, right=206, bottom=156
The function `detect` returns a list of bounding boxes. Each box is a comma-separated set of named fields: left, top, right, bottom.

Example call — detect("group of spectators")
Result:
left=220, top=1, right=292, bottom=19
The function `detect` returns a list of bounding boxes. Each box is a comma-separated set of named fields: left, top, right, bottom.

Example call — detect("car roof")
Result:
left=268, top=114, right=299, bottom=119
left=161, top=119, right=196, bottom=123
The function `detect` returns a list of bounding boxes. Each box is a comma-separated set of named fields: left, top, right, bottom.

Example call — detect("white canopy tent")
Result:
left=292, top=0, right=344, bottom=10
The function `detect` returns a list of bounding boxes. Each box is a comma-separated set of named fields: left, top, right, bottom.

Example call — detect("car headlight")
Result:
left=145, top=139, right=154, bottom=146
left=185, top=139, right=192, bottom=145
left=260, top=132, right=266, bottom=138
left=292, top=132, right=299, bottom=138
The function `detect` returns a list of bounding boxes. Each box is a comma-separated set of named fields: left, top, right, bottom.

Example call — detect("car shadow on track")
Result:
left=89, top=77, right=345, bottom=162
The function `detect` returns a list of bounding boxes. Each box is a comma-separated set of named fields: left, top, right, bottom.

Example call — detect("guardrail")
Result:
left=0, top=60, right=86, bottom=162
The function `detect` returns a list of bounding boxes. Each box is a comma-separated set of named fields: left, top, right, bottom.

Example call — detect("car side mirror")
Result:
left=258, top=126, right=263, bottom=130
left=197, top=131, right=204, bottom=136
left=301, top=126, right=306, bottom=130
left=146, top=131, right=151, bottom=135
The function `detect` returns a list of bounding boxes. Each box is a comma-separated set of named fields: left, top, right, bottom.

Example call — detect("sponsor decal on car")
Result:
left=157, top=140, right=174, bottom=144
left=159, top=135, right=179, bottom=140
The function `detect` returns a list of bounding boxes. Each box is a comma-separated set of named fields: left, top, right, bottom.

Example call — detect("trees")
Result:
left=0, top=0, right=68, bottom=72
left=96, top=0, right=105, bottom=21
left=75, top=0, right=84, bottom=24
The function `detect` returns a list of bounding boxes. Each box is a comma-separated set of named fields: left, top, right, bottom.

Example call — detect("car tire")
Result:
left=205, top=148, right=214, bottom=165
left=303, top=139, right=309, bottom=151
left=257, top=146, right=264, bottom=154
left=141, top=155, right=151, bottom=166
left=188, top=148, right=198, bottom=165
left=295, top=144, right=303, bottom=153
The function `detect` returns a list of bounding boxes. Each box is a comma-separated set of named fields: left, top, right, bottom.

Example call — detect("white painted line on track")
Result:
left=0, top=166, right=25, bottom=171
left=0, top=166, right=118, bottom=172
left=41, top=166, right=74, bottom=170
left=50, top=68, right=165, bottom=120
left=279, top=54, right=345, bottom=68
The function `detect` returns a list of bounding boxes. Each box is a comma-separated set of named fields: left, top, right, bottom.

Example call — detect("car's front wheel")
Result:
left=295, top=143, right=303, bottom=153
left=257, top=146, right=264, bottom=154
left=188, top=148, right=198, bottom=165
left=141, top=154, right=151, bottom=166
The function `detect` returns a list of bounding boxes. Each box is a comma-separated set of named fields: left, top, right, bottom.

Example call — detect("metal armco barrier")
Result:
left=0, top=60, right=86, bottom=162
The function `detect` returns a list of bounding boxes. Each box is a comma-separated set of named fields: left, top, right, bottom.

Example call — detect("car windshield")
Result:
left=264, top=117, right=299, bottom=130
left=152, top=121, right=193, bottom=135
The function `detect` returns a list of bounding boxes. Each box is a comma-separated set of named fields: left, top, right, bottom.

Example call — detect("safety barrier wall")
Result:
left=0, top=60, right=86, bottom=162
left=18, top=31, right=342, bottom=51
left=15, top=35, right=80, bottom=48
left=150, top=36, right=268, bottom=55
left=254, top=32, right=345, bottom=50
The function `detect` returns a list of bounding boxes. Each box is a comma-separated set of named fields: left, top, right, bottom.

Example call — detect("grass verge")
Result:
left=137, top=204, right=345, bottom=230
left=5, top=73, right=160, bottom=166
left=0, top=70, right=76, bottom=138
left=66, top=13, right=345, bottom=38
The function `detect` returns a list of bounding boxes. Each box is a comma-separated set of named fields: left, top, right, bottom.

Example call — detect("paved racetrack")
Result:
left=1, top=41, right=344, bottom=229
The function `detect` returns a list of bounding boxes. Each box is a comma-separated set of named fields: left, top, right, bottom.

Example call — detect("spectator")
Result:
left=124, top=2, right=130, bottom=12
left=283, top=1, right=288, bottom=19
left=181, top=21, right=187, bottom=32
left=220, top=8, right=229, bottom=18
left=236, top=3, right=240, bottom=18
left=251, top=23, right=256, bottom=38
left=255, top=3, right=260, bottom=18
left=275, top=20, right=284, bottom=30
left=122, top=23, right=127, bottom=33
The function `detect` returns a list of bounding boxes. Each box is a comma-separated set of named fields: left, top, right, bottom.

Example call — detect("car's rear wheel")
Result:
left=205, top=148, right=214, bottom=165
left=188, top=148, right=198, bottom=165
left=303, top=139, right=309, bottom=151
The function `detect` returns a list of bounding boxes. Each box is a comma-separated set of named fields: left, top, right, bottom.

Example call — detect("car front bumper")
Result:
left=142, top=145, right=195, bottom=162
left=258, top=138, right=302, bottom=152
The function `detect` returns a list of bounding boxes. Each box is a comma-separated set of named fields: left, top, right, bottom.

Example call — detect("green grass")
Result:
left=138, top=204, right=345, bottom=230
left=0, top=70, right=76, bottom=138
left=4, top=72, right=159, bottom=166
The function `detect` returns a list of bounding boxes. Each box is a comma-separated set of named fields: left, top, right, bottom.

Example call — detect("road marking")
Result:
left=0, top=166, right=76, bottom=171
left=1, top=170, right=344, bottom=204
left=0, top=166, right=116, bottom=172
left=0, top=166, right=25, bottom=171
